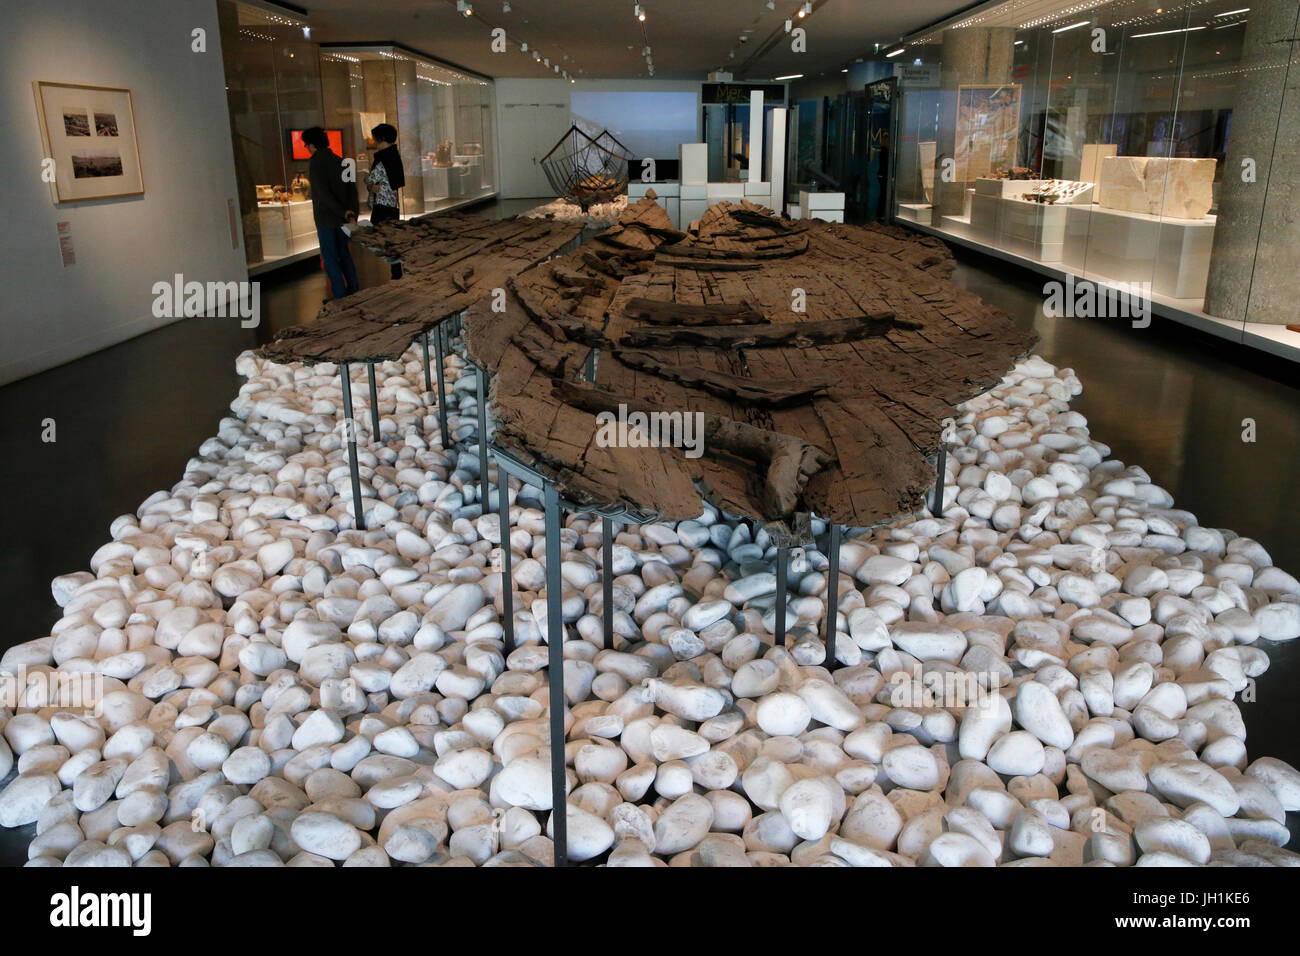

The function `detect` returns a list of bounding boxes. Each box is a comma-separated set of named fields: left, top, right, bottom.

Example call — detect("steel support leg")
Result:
left=433, top=323, right=449, bottom=447
left=421, top=331, right=433, bottom=396
left=933, top=444, right=948, bottom=516
left=499, top=472, right=515, bottom=654
left=366, top=362, right=381, bottom=443
left=824, top=523, right=841, bottom=670
left=774, top=545, right=789, bottom=648
left=339, top=362, right=365, bottom=531
left=601, top=516, right=614, bottom=650
left=475, top=364, right=491, bottom=514
left=543, top=482, right=568, bottom=867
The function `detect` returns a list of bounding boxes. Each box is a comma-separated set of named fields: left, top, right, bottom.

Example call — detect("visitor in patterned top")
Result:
left=367, top=124, right=406, bottom=279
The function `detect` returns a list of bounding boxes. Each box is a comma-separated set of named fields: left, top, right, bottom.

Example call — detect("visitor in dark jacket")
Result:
left=303, top=126, right=359, bottom=299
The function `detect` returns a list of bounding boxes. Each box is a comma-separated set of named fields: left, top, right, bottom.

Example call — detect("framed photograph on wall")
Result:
left=33, top=81, right=144, bottom=202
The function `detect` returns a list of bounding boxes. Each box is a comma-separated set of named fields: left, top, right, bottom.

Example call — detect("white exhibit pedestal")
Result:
left=1064, top=206, right=1215, bottom=300
left=680, top=143, right=708, bottom=186
left=257, top=200, right=316, bottom=259
left=896, top=203, right=933, bottom=225
left=799, top=190, right=846, bottom=222
left=766, top=107, right=787, bottom=216
left=749, top=90, right=764, bottom=185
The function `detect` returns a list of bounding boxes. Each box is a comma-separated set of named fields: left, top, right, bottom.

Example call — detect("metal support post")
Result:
left=339, top=362, right=366, bottom=531
left=823, top=523, right=841, bottom=670
left=543, top=482, right=568, bottom=867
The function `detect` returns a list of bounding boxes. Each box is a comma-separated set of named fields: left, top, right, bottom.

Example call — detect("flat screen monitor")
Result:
left=288, top=129, right=342, bottom=160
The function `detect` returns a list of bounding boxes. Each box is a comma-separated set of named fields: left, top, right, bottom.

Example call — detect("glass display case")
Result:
left=892, top=0, right=1300, bottom=358
left=217, top=0, right=325, bottom=270
left=319, top=46, right=497, bottom=218
left=217, top=5, right=499, bottom=272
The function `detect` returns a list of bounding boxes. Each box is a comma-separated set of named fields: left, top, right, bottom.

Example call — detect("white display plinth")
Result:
left=1064, top=206, right=1215, bottom=300
left=423, top=166, right=451, bottom=200
left=707, top=182, right=746, bottom=201
left=799, top=190, right=845, bottom=221
left=258, top=200, right=316, bottom=259
left=896, top=203, right=933, bottom=225
left=680, top=143, right=708, bottom=186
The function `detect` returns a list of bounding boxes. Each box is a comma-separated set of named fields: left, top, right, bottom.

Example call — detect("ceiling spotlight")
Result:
left=766, top=0, right=774, bottom=8
left=533, top=50, right=540, bottom=60
left=520, top=41, right=527, bottom=51
left=302, top=26, right=310, bottom=38
left=457, top=0, right=473, bottom=15
left=642, top=45, right=651, bottom=55
left=554, top=63, right=560, bottom=72
left=784, top=18, right=792, bottom=32
left=799, top=2, right=810, bottom=17
left=634, top=4, right=645, bottom=21
left=502, top=1, right=511, bottom=10
left=543, top=57, right=549, bottom=66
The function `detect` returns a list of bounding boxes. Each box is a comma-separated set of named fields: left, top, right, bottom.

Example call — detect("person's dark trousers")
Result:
left=317, top=225, right=359, bottom=299
left=370, top=204, right=404, bottom=279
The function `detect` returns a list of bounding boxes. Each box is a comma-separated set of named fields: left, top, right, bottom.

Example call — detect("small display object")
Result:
left=1098, top=156, right=1215, bottom=220
left=1020, top=180, right=1093, bottom=205
left=431, top=141, right=453, bottom=168
left=290, top=173, right=311, bottom=201
left=918, top=140, right=936, bottom=202
left=33, top=81, right=144, bottom=202
left=256, top=184, right=276, bottom=202
left=288, top=129, right=342, bottom=160
left=954, top=84, right=1021, bottom=181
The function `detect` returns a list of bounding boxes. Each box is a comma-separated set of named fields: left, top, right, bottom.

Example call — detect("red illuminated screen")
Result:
left=289, top=129, right=342, bottom=160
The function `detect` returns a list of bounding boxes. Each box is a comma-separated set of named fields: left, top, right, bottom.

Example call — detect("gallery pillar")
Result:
left=1204, top=0, right=1300, bottom=325
left=933, top=28, right=1017, bottom=219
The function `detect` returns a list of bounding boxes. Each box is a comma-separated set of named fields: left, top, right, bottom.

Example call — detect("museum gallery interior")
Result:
left=3, top=0, right=1300, bottom=875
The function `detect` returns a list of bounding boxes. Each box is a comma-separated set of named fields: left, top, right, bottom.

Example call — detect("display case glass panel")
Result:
left=892, top=0, right=1299, bottom=355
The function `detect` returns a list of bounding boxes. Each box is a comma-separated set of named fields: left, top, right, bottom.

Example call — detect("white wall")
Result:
left=493, top=78, right=703, bottom=199
left=0, top=0, right=245, bottom=385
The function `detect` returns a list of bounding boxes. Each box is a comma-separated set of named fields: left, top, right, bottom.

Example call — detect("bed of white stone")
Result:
left=1, top=343, right=1298, bottom=868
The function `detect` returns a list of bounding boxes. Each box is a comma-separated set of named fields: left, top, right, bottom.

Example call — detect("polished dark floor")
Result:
left=0, top=201, right=1295, bottom=863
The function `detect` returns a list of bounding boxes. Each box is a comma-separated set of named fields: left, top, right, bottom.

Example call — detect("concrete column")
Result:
left=1204, top=0, right=1300, bottom=325
left=933, top=27, right=1017, bottom=218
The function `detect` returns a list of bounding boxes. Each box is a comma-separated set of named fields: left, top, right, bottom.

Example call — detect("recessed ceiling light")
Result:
left=1052, top=20, right=1089, bottom=34
left=885, top=47, right=905, bottom=57
left=775, top=73, right=803, bottom=80
left=1132, top=25, right=1206, bottom=37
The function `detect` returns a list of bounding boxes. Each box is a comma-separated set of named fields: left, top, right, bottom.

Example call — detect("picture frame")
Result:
left=33, top=81, right=144, bottom=202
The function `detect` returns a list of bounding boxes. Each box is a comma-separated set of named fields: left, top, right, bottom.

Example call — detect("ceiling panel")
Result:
left=293, top=0, right=971, bottom=80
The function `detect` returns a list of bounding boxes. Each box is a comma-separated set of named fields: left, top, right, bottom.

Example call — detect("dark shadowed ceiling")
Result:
left=292, top=0, right=973, bottom=80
